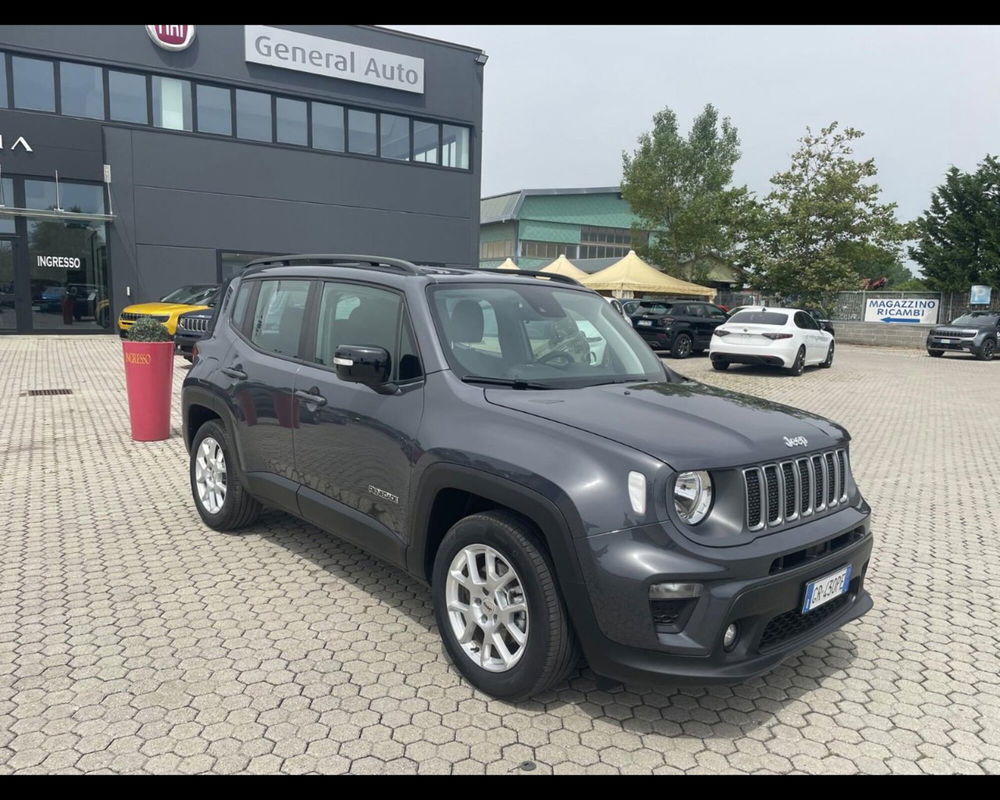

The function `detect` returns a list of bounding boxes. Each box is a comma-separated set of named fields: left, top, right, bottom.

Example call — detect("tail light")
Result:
left=713, top=329, right=731, bottom=337
left=762, top=332, right=793, bottom=340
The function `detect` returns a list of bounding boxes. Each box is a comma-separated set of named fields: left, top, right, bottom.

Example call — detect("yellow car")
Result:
left=118, top=284, right=218, bottom=337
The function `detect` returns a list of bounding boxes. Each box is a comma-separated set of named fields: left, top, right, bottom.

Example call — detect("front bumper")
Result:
left=570, top=508, right=874, bottom=686
left=174, top=330, right=203, bottom=355
left=926, top=334, right=979, bottom=353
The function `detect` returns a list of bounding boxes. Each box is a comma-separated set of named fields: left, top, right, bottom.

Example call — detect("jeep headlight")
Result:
left=673, top=471, right=713, bottom=525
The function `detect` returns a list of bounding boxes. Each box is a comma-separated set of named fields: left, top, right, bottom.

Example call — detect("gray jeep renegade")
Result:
left=182, top=255, right=875, bottom=700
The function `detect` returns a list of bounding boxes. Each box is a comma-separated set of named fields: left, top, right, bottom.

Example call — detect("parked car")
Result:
left=926, top=311, right=1000, bottom=360
left=605, top=296, right=629, bottom=320
left=182, top=255, right=874, bottom=700
left=711, top=307, right=835, bottom=375
left=630, top=299, right=729, bottom=357
left=175, top=305, right=218, bottom=361
left=118, top=284, right=218, bottom=337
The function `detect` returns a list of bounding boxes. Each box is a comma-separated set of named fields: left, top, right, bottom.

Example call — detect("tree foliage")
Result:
left=910, top=155, right=1000, bottom=291
left=740, top=123, right=910, bottom=302
left=621, top=104, right=748, bottom=280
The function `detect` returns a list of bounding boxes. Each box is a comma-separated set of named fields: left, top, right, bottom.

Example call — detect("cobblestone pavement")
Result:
left=0, top=336, right=998, bottom=774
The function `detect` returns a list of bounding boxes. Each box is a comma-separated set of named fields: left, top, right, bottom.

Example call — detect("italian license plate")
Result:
left=801, top=565, right=852, bottom=613
left=638, top=320, right=652, bottom=327
left=943, top=338, right=956, bottom=344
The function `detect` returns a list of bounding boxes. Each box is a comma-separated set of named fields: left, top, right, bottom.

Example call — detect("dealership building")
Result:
left=0, top=25, right=485, bottom=334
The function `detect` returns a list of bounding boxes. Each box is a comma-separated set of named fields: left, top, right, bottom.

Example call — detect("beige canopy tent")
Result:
left=580, top=250, right=715, bottom=299
left=496, top=258, right=520, bottom=271
left=540, top=255, right=589, bottom=281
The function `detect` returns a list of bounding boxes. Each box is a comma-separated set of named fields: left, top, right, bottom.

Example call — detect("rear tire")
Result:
left=432, top=511, right=579, bottom=700
left=712, top=360, right=730, bottom=371
left=976, top=339, right=996, bottom=361
left=787, top=346, right=805, bottom=376
left=671, top=333, right=693, bottom=359
left=190, top=420, right=261, bottom=531
left=821, top=342, right=835, bottom=368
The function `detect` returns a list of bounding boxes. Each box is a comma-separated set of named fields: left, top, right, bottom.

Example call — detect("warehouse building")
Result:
left=0, top=25, right=484, bottom=334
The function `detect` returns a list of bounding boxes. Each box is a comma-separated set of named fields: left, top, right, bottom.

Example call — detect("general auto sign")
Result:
left=245, top=25, right=424, bottom=94
left=863, top=297, right=939, bottom=324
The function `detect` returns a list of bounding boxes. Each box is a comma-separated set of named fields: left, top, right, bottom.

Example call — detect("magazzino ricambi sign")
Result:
left=245, top=25, right=424, bottom=94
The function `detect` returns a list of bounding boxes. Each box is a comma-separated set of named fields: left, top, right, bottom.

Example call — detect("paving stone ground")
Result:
left=0, top=336, right=998, bottom=774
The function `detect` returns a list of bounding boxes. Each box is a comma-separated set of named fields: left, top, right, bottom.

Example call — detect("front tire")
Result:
left=190, top=420, right=261, bottom=531
left=976, top=339, right=996, bottom=361
left=787, top=346, right=806, bottom=376
left=928, top=349, right=944, bottom=358
left=712, top=359, right=730, bottom=371
left=671, top=332, right=693, bottom=359
left=432, top=511, right=579, bottom=700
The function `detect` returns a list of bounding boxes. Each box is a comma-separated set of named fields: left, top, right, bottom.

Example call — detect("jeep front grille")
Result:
left=743, top=449, right=849, bottom=532
left=180, top=316, right=209, bottom=332
left=120, top=312, right=169, bottom=323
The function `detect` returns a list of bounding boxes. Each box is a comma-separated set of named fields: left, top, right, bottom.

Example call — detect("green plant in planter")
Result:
left=126, top=316, right=173, bottom=342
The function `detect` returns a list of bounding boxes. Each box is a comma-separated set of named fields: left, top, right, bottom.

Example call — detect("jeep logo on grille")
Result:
left=783, top=436, right=809, bottom=448
left=146, top=25, right=196, bottom=51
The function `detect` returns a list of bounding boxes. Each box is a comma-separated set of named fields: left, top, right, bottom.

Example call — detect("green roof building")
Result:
left=479, top=186, right=739, bottom=288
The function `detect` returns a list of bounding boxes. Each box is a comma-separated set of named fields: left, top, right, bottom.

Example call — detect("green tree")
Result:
left=621, top=104, right=748, bottom=280
left=836, top=240, right=915, bottom=287
left=910, top=155, right=1000, bottom=291
left=741, top=123, right=909, bottom=303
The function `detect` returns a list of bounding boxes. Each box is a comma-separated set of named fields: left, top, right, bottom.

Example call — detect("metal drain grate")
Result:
left=22, top=389, right=73, bottom=397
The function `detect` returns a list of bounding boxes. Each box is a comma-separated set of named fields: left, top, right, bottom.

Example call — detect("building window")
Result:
left=0, top=178, right=14, bottom=234
left=108, top=70, right=148, bottom=124
left=479, top=240, right=514, bottom=260
left=521, top=242, right=577, bottom=260
left=196, top=84, right=232, bottom=136
left=152, top=76, right=192, bottom=131
left=580, top=226, right=648, bottom=249
left=235, top=89, right=272, bottom=142
left=25, top=179, right=105, bottom=215
left=442, top=125, right=470, bottom=169
left=11, top=56, right=55, bottom=112
left=413, top=120, right=439, bottom=164
left=218, top=251, right=278, bottom=283
left=60, top=62, right=104, bottom=119
left=276, top=97, right=308, bottom=146
left=0, top=54, right=7, bottom=108
left=380, top=114, right=410, bottom=161
left=348, top=109, right=377, bottom=155
left=311, top=102, right=344, bottom=152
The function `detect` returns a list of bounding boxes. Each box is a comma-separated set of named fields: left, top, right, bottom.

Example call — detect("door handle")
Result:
left=294, top=389, right=327, bottom=407
left=221, top=367, right=247, bottom=380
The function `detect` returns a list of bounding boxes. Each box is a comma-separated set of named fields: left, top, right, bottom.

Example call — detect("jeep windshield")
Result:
left=160, top=285, right=217, bottom=305
left=949, top=313, right=999, bottom=326
left=428, top=283, right=668, bottom=389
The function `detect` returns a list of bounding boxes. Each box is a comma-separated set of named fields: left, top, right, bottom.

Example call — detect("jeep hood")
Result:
left=484, top=379, right=848, bottom=471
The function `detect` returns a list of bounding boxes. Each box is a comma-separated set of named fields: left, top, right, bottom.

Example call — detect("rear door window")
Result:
left=249, top=280, right=311, bottom=358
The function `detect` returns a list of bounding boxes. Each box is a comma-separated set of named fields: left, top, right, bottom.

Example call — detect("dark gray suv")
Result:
left=182, top=255, right=875, bottom=699
left=927, top=311, right=1000, bottom=360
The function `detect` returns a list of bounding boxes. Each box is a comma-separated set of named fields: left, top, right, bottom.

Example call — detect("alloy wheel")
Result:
left=194, top=436, right=228, bottom=514
left=445, top=544, right=529, bottom=672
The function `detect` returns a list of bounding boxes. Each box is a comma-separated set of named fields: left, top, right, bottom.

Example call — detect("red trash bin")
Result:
left=122, top=340, right=175, bottom=441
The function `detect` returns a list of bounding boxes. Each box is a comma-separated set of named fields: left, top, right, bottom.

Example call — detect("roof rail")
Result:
left=489, top=269, right=582, bottom=287
left=242, top=253, right=421, bottom=275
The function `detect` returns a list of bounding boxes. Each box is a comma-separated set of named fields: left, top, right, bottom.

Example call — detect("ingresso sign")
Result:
left=863, top=297, right=939, bottom=324
left=36, top=256, right=82, bottom=269
left=244, top=26, right=424, bottom=95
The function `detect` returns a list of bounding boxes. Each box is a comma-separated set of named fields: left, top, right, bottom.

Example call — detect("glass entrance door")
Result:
left=0, top=239, right=16, bottom=331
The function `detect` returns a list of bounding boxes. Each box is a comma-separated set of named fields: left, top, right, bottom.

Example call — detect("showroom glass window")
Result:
left=442, top=125, right=469, bottom=169
left=235, top=90, right=272, bottom=142
left=11, top=56, right=55, bottom=112
left=0, top=54, right=7, bottom=107
left=196, top=84, right=232, bottom=136
left=413, top=121, right=439, bottom=164
left=218, top=251, right=278, bottom=283
left=0, top=178, right=14, bottom=234
left=59, top=62, right=104, bottom=119
left=347, top=109, right=377, bottom=155
left=152, top=76, right=192, bottom=131
left=276, top=97, right=307, bottom=146
left=24, top=180, right=109, bottom=332
left=380, top=114, right=410, bottom=161
left=311, top=103, right=344, bottom=152
left=108, top=70, right=148, bottom=124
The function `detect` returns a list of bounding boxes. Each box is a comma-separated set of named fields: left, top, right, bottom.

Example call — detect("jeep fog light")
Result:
left=649, top=582, right=703, bottom=600
left=673, top=470, right=713, bottom=525
left=723, top=623, right=739, bottom=651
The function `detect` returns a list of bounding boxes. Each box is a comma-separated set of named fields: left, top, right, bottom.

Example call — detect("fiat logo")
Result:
left=146, top=25, right=196, bottom=51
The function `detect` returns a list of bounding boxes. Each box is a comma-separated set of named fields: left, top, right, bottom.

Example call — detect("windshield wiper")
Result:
left=461, top=375, right=554, bottom=390
left=588, top=378, right=651, bottom=387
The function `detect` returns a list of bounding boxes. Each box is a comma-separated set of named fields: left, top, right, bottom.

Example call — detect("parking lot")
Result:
left=0, top=335, right=998, bottom=774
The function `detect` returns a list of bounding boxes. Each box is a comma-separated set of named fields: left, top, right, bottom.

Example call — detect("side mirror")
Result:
left=334, top=345, right=393, bottom=391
